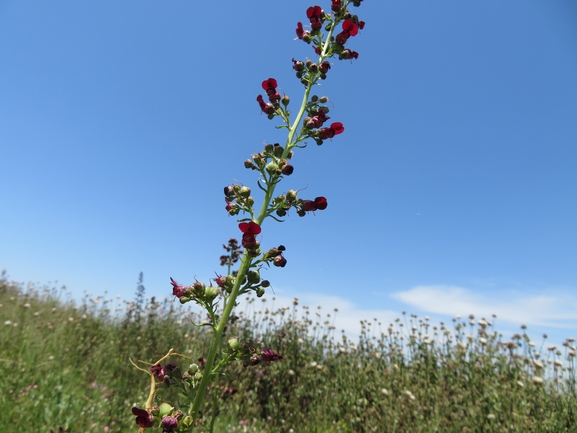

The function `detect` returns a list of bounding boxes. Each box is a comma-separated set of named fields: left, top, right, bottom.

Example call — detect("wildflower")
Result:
left=295, top=22, right=310, bottom=41
left=261, top=348, right=283, bottom=362
left=239, top=221, right=261, bottom=235
left=257, top=95, right=274, bottom=115
left=331, top=0, right=342, bottom=11
left=170, top=278, right=186, bottom=298
left=532, top=376, right=544, bottom=385
left=336, top=19, right=359, bottom=45
left=132, top=407, right=154, bottom=429
left=318, top=122, right=344, bottom=139
left=306, top=5, right=324, bottom=31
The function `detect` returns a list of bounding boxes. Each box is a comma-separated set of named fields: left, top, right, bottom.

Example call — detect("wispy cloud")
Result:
left=391, top=285, right=577, bottom=328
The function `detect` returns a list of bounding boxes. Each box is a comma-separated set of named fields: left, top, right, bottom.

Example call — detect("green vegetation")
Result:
left=1, top=272, right=576, bottom=432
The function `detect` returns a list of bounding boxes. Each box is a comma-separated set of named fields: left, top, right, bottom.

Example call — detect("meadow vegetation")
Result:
left=1, top=272, right=576, bottom=433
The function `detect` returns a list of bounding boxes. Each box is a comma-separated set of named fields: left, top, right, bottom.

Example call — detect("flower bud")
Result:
left=204, top=286, right=218, bottom=301
left=281, top=95, right=290, bottom=107
left=244, top=159, right=255, bottom=169
left=282, top=163, right=294, bottom=176
left=256, top=287, right=265, bottom=297
left=266, top=161, right=279, bottom=174
left=239, top=186, right=251, bottom=198
left=274, top=255, right=287, bottom=268
left=224, top=186, right=234, bottom=197
left=286, top=190, right=297, bottom=202
left=261, top=280, right=271, bottom=288
left=264, top=143, right=274, bottom=153
left=228, top=337, right=241, bottom=351
left=248, top=269, right=260, bottom=284
left=188, top=363, right=199, bottom=374
left=159, top=402, right=173, bottom=418
left=276, top=209, right=287, bottom=217
left=194, top=371, right=203, bottom=381
left=273, top=143, right=284, bottom=158
left=319, top=96, right=329, bottom=103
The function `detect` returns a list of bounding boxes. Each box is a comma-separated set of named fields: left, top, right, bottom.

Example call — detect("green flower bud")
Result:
left=188, top=363, right=199, bottom=374
left=239, top=186, right=251, bottom=198
left=266, top=161, right=279, bottom=174
left=281, top=95, right=290, bottom=107
left=194, top=371, right=203, bottom=381
left=286, top=190, right=297, bottom=202
left=228, top=337, right=241, bottom=351
left=247, top=270, right=260, bottom=284
left=204, top=286, right=218, bottom=301
left=319, top=96, right=328, bottom=103
left=256, top=287, right=265, bottom=297
left=264, top=143, right=274, bottom=153
left=159, top=402, right=173, bottom=418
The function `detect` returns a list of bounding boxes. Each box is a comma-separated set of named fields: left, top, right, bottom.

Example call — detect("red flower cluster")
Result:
left=318, top=122, right=345, bottom=139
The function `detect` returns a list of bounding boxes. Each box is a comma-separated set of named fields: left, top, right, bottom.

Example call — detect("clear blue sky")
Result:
left=1, top=0, right=576, bottom=344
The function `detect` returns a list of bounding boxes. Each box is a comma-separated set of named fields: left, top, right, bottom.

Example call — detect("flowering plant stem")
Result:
left=132, top=1, right=365, bottom=431
left=190, top=19, right=340, bottom=425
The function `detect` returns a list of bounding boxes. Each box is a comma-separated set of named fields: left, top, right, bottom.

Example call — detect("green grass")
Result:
left=1, top=272, right=576, bottom=432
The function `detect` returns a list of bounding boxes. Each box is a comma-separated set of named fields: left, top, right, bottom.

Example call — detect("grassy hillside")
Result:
left=1, top=273, right=576, bottom=432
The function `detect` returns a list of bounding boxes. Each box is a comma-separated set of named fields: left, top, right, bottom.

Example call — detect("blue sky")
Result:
left=1, top=0, right=576, bottom=345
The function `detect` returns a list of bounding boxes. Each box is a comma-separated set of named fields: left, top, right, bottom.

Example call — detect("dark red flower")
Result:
left=257, top=95, right=274, bottom=115
left=296, top=22, right=310, bottom=40
left=261, top=78, right=278, bottom=91
left=261, top=348, right=283, bottom=362
left=306, top=5, right=323, bottom=19
left=306, top=6, right=324, bottom=31
left=132, top=407, right=154, bottom=429
left=314, top=196, right=328, bottom=210
left=239, top=221, right=261, bottom=235
left=318, top=122, right=344, bottom=139
left=331, top=0, right=342, bottom=11
left=342, top=19, right=359, bottom=36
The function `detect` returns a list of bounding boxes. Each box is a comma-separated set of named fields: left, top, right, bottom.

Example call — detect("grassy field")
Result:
left=1, top=272, right=576, bottom=432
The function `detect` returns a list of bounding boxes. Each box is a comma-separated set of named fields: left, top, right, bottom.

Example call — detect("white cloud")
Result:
left=237, top=290, right=400, bottom=340
left=391, top=285, right=577, bottom=328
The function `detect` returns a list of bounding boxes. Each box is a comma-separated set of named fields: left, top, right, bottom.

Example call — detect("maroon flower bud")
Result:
left=273, top=255, right=287, bottom=268
left=292, top=58, right=305, bottom=71
left=224, top=186, right=234, bottom=197
left=320, top=61, right=331, bottom=73
left=331, top=0, right=342, bottom=11
left=282, top=163, right=294, bottom=176
left=170, top=277, right=185, bottom=298
left=161, top=415, right=178, bottom=432
left=244, top=159, right=255, bottom=169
